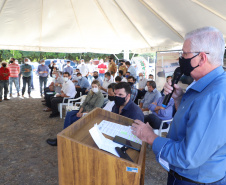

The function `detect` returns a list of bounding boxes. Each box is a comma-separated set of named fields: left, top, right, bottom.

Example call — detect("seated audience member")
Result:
left=115, top=76, right=122, bottom=83
left=148, top=74, right=154, bottom=81
left=139, top=81, right=161, bottom=112
left=161, top=76, right=172, bottom=96
left=72, top=68, right=80, bottom=86
left=46, top=80, right=104, bottom=146
left=138, top=72, right=148, bottom=91
left=125, top=71, right=130, bottom=79
left=75, top=72, right=90, bottom=97
left=103, top=83, right=116, bottom=111
left=43, top=71, right=64, bottom=111
left=144, top=96, right=174, bottom=129
left=93, top=71, right=103, bottom=86
left=112, top=82, right=144, bottom=121
left=48, top=72, right=76, bottom=118
left=118, top=70, right=127, bottom=82
left=127, top=76, right=138, bottom=102
left=100, top=72, right=113, bottom=93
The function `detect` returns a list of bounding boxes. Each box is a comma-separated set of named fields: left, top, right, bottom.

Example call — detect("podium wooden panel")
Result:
left=57, top=108, right=146, bottom=185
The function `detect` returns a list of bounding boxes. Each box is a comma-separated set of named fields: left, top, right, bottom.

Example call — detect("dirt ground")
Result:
left=0, top=82, right=168, bottom=185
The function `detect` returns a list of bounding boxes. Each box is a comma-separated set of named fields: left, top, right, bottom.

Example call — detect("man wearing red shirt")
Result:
left=8, top=58, right=20, bottom=97
left=97, top=59, right=107, bottom=80
left=0, top=61, right=10, bottom=102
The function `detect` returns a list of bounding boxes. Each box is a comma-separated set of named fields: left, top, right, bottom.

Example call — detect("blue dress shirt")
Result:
left=152, top=66, right=226, bottom=183
left=148, top=96, right=174, bottom=122
left=78, top=77, right=90, bottom=89
left=20, top=64, right=32, bottom=77
left=63, top=66, right=73, bottom=76
left=141, top=89, right=161, bottom=108
left=37, top=65, right=49, bottom=77
left=112, top=99, right=144, bottom=122
left=127, top=65, right=136, bottom=78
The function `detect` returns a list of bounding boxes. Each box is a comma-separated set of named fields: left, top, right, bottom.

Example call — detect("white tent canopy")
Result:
left=0, top=0, right=225, bottom=54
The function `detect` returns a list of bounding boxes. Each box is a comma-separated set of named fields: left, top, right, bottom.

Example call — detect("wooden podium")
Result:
left=57, top=108, right=146, bottom=185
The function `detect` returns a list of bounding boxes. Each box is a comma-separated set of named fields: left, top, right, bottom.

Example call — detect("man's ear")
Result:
left=199, top=52, right=208, bottom=66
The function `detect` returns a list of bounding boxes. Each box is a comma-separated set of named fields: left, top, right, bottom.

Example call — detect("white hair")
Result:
left=24, top=58, right=31, bottom=63
left=185, top=26, right=225, bottom=66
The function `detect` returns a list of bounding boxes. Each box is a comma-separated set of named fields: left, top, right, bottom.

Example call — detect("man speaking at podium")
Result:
left=132, top=27, right=226, bottom=184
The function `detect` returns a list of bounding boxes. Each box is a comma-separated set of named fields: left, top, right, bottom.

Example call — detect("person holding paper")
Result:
left=131, top=27, right=226, bottom=184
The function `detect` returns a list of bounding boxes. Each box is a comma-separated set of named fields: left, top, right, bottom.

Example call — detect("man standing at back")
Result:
left=125, top=61, right=136, bottom=79
left=37, top=59, right=49, bottom=97
left=20, top=58, right=32, bottom=98
left=63, top=61, right=73, bottom=76
left=132, top=27, right=226, bottom=184
left=8, top=58, right=20, bottom=97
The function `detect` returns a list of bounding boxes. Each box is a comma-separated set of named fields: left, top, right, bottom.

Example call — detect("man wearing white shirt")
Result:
left=77, top=59, right=89, bottom=78
left=103, top=83, right=116, bottom=112
left=100, top=72, right=113, bottom=93
left=49, top=72, right=76, bottom=118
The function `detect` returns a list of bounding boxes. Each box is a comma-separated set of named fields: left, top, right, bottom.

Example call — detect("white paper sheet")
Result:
left=89, top=124, right=123, bottom=157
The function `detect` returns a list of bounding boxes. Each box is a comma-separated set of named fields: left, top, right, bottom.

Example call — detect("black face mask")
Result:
left=108, top=96, right=115, bottom=101
left=93, top=75, right=98, bottom=79
left=114, top=96, right=127, bottom=106
left=2, top=64, right=6, bottom=67
left=128, top=82, right=134, bottom=87
left=179, top=53, right=199, bottom=76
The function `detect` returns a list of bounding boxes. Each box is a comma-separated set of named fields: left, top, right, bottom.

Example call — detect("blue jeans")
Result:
left=167, top=173, right=226, bottom=185
left=63, top=110, right=80, bottom=129
left=39, top=76, right=48, bottom=95
left=22, top=76, right=31, bottom=95
left=0, top=80, right=9, bottom=99
left=31, top=75, right=34, bottom=89
left=99, top=73, right=105, bottom=80
left=9, top=77, right=20, bottom=93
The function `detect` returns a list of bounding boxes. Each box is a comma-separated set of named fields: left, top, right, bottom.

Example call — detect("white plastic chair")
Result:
left=58, top=97, right=73, bottom=119
left=153, top=118, right=173, bottom=137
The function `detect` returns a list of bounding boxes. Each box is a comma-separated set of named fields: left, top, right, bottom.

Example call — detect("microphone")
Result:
left=162, top=67, right=183, bottom=108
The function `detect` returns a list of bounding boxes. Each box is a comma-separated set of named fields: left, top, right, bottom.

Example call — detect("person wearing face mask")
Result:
left=63, top=61, right=73, bottom=76
left=118, top=60, right=127, bottom=76
left=100, top=72, right=113, bottom=93
left=103, top=83, right=116, bottom=112
left=92, top=71, right=103, bottom=86
left=148, top=74, right=154, bottom=81
left=72, top=68, right=80, bottom=86
left=75, top=72, right=91, bottom=98
left=48, top=61, right=58, bottom=77
left=139, top=81, right=161, bottom=112
left=0, top=61, right=10, bottom=101
left=48, top=72, right=76, bottom=118
left=77, top=59, right=89, bottom=78
left=37, top=59, right=49, bottom=97
left=125, top=71, right=130, bottom=79
left=46, top=80, right=104, bottom=146
left=138, top=73, right=147, bottom=91
left=132, top=27, right=226, bottom=185
left=20, top=58, right=32, bottom=98
left=127, top=76, right=138, bottom=102
left=97, top=59, right=107, bottom=80
left=8, top=58, right=20, bottom=97
left=43, top=71, right=64, bottom=111
left=111, top=82, right=144, bottom=122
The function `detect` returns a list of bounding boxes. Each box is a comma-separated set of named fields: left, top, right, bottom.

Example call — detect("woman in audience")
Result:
left=63, top=80, right=104, bottom=129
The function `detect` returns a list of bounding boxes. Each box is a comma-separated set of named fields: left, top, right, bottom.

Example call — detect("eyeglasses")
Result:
left=179, top=51, right=209, bottom=58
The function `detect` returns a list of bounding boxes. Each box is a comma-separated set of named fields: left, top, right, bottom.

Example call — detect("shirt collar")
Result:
left=190, top=66, right=224, bottom=92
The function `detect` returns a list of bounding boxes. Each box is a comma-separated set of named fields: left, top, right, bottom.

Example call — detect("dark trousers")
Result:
left=46, top=93, right=55, bottom=108
left=75, top=87, right=87, bottom=98
left=167, top=173, right=226, bottom=185
left=39, top=76, right=48, bottom=95
left=0, top=80, right=9, bottom=99
left=63, top=110, right=80, bottom=129
left=22, top=76, right=31, bottom=95
left=135, top=89, right=146, bottom=105
left=50, top=97, right=66, bottom=114
left=144, top=114, right=168, bottom=129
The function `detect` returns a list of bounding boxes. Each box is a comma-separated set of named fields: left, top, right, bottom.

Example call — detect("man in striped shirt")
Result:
left=8, top=58, right=20, bottom=97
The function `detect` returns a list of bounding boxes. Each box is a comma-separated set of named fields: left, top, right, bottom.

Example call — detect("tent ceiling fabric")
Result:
left=0, top=0, right=225, bottom=54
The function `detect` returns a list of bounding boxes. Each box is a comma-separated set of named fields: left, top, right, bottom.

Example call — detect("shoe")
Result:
left=22, top=94, right=24, bottom=98
left=42, top=103, right=47, bottom=106
left=17, top=93, right=20, bottom=97
left=10, top=94, right=12, bottom=97
left=46, top=138, right=57, bottom=146
left=28, top=94, right=31, bottom=98
left=0, top=99, right=2, bottom=102
left=49, top=113, right=59, bottom=118
left=43, top=108, right=52, bottom=112
left=4, top=98, right=9, bottom=100
left=41, top=100, right=46, bottom=102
